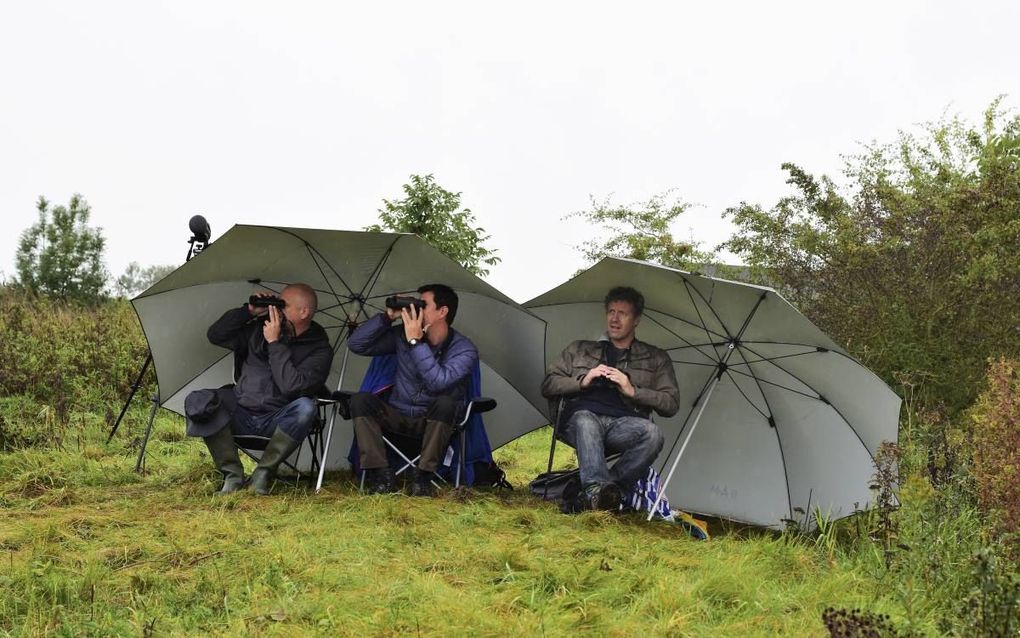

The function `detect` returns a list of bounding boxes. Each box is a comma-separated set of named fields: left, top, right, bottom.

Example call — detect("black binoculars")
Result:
left=385, top=295, right=426, bottom=311
left=248, top=295, right=286, bottom=308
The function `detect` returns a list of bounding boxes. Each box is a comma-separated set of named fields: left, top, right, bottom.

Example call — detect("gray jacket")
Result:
left=207, top=306, right=333, bottom=414
left=541, top=337, right=680, bottom=424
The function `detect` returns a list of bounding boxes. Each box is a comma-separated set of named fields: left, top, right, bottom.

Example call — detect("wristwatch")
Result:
left=407, top=338, right=420, bottom=347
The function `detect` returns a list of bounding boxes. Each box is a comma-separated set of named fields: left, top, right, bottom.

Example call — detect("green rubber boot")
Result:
left=202, top=427, right=245, bottom=494
left=250, top=429, right=301, bottom=496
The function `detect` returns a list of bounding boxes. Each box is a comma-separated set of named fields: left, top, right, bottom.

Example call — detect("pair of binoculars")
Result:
left=248, top=295, right=286, bottom=308
left=385, top=295, right=426, bottom=311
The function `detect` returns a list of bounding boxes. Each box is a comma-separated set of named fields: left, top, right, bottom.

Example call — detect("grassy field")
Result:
left=0, top=411, right=954, bottom=637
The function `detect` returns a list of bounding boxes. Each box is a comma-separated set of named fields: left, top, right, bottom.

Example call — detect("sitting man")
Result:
left=186, top=283, right=333, bottom=495
left=348, top=283, right=479, bottom=496
left=541, top=286, right=680, bottom=512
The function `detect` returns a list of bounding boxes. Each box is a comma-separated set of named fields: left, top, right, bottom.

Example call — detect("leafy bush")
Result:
left=966, top=357, right=1020, bottom=555
left=722, top=100, right=1020, bottom=416
left=0, top=286, right=150, bottom=448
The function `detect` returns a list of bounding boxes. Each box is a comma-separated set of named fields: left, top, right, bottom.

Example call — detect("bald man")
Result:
left=186, top=283, right=333, bottom=495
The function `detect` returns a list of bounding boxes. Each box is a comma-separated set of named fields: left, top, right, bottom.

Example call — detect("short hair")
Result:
left=604, top=286, right=644, bottom=316
left=418, top=283, right=459, bottom=325
left=284, top=283, right=318, bottom=315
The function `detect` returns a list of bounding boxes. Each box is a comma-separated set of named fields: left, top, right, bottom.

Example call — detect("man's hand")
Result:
left=580, top=365, right=612, bottom=389
left=603, top=367, right=636, bottom=398
left=385, top=307, right=402, bottom=321
left=401, top=302, right=425, bottom=342
left=248, top=291, right=271, bottom=317
left=263, top=305, right=283, bottom=343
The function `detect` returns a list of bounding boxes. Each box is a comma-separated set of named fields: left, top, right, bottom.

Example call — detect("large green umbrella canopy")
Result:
left=526, top=257, right=900, bottom=528
left=133, top=225, right=549, bottom=470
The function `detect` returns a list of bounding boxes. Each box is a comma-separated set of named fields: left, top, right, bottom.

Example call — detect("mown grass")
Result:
left=0, top=411, right=920, bottom=638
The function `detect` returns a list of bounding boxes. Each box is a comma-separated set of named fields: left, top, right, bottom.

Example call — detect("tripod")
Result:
left=107, top=217, right=211, bottom=472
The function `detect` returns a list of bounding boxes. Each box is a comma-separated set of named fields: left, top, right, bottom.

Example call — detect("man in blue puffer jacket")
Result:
left=348, top=283, right=479, bottom=496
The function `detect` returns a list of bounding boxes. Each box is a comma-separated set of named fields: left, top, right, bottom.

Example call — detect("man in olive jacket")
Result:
left=541, top=286, right=680, bottom=512
left=189, top=283, right=332, bottom=495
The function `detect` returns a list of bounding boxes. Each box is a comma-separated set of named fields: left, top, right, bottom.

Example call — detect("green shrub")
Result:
left=0, top=286, right=151, bottom=448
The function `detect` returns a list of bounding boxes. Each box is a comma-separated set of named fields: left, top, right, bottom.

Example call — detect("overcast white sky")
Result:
left=2, top=1, right=1017, bottom=301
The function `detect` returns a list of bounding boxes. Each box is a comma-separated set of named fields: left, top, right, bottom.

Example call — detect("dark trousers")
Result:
left=350, top=392, right=458, bottom=473
left=232, top=397, right=319, bottom=441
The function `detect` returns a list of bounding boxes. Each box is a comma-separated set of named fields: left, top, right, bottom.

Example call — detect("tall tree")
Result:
left=367, top=174, right=500, bottom=276
left=569, top=190, right=714, bottom=270
left=721, top=100, right=1020, bottom=413
left=15, top=194, right=108, bottom=303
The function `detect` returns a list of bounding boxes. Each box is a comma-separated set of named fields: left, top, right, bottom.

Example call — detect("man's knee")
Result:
left=567, top=410, right=602, bottom=436
left=291, top=397, right=318, bottom=423
left=642, top=421, right=664, bottom=454
left=426, top=395, right=459, bottom=424
left=350, top=392, right=379, bottom=418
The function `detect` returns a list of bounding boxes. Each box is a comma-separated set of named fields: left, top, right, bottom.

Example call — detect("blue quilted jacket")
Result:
left=347, top=312, right=479, bottom=417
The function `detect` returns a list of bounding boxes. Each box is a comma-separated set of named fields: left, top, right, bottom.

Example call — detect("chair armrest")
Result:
left=467, top=397, right=497, bottom=414
left=316, top=390, right=354, bottom=420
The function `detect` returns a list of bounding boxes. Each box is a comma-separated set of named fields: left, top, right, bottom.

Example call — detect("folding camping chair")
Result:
left=314, top=356, right=496, bottom=492
left=537, top=397, right=621, bottom=499
left=229, top=389, right=335, bottom=487
left=320, top=389, right=495, bottom=491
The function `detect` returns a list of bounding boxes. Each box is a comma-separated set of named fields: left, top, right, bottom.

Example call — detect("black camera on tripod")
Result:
left=249, top=295, right=286, bottom=309
left=385, top=295, right=426, bottom=311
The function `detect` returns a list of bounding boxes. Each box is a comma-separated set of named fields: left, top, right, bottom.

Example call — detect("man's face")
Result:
left=280, top=287, right=307, bottom=327
left=606, top=300, right=639, bottom=342
left=419, top=291, right=447, bottom=329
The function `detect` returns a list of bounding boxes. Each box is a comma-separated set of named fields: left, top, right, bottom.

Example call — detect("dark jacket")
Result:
left=541, top=337, right=680, bottom=424
left=347, top=312, right=478, bottom=417
left=207, top=306, right=333, bottom=414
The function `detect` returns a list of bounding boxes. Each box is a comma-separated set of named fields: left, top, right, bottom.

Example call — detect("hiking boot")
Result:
left=250, top=429, right=301, bottom=496
left=410, top=469, right=437, bottom=497
left=589, top=482, right=622, bottom=511
left=364, top=467, right=397, bottom=494
left=202, top=427, right=245, bottom=494
left=563, top=482, right=622, bottom=513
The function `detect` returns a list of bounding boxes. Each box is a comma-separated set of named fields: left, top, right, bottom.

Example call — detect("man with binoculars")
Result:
left=185, top=283, right=333, bottom=495
left=347, top=283, right=479, bottom=496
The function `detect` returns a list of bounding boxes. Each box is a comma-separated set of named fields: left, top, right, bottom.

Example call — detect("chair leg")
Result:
left=456, top=428, right=466, bottom=488
left=544, top=408, right=563, bottom=499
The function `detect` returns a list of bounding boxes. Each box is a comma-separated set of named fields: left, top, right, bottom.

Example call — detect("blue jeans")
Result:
left=232, top=397, right=318, bottom=440
left=559, top=410, right=665, bottom=489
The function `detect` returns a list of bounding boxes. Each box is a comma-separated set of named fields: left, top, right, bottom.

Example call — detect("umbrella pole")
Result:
left=647, top=374, right=721, bottom=521
left=316, top=347, right=351, bottom=493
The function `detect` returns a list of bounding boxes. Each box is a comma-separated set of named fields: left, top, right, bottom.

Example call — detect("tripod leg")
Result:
left=135, top=393, right=160, bottom=473
left=108, top=354, right=152, bottom=444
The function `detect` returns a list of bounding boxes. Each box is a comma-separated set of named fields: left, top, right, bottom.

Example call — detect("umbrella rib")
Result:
left=723, top=369, right=769, bottom=420
left=303, top=243, right=347, bottom=309
left=738, top=342, right=881, bottom=468
left=728, top=367, right=821, bottom=401
left=354, top=236, right=401, bottom=323
left=729, top=350, right=822, bottom=367
left=682, top=278, right=726, bottom=345
left=642, top=313, right=721, bottom=365
left=645, top=308, right=729, bottom=342
left=739, top=340, right=873, bottom=368
left=669, top=359, right=722, bottom=368
left=664, top=342, right=727, bottom=352
left=265, top=227, right=358, bottom=299
left=732, top=345, right=795, bottom=522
